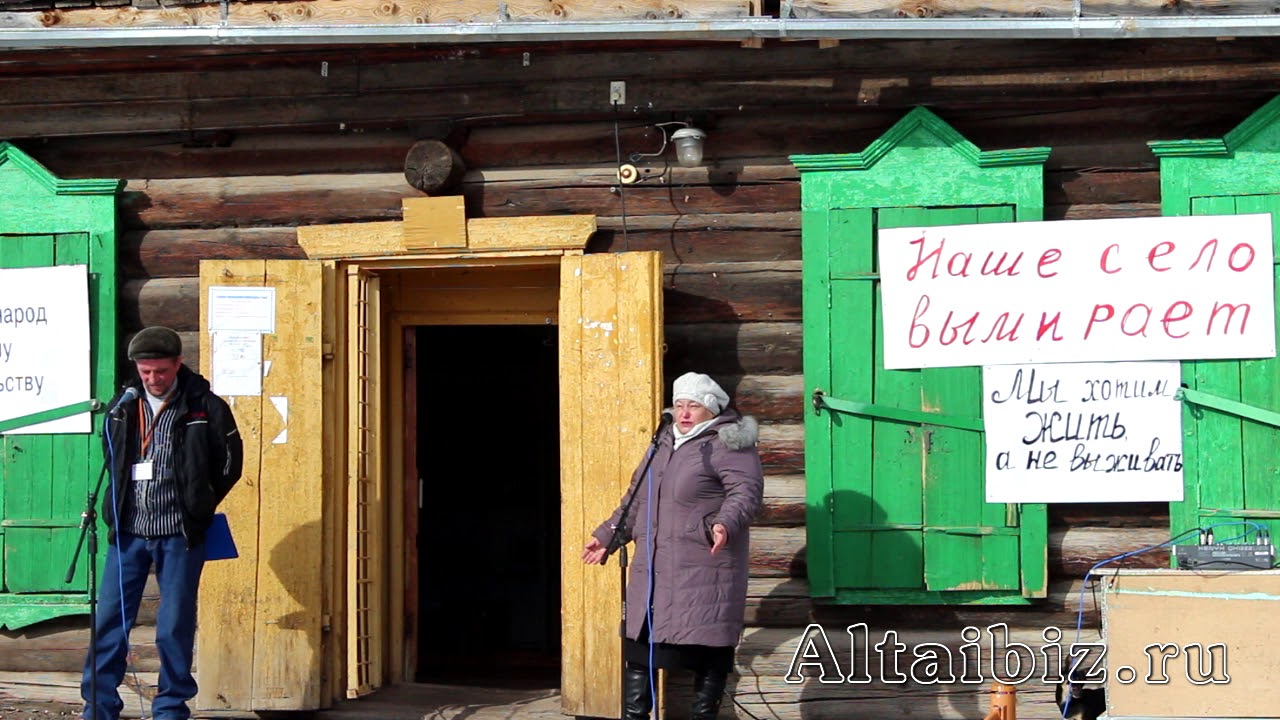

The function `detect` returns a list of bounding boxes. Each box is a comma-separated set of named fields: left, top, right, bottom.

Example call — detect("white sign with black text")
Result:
left=0, top=264, right=92, bottom=434
left=983, top=361, right=1184, bottom=503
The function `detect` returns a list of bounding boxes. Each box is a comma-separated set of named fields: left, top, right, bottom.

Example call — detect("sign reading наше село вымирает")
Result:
left=878, top=214, right=1276, bottom=369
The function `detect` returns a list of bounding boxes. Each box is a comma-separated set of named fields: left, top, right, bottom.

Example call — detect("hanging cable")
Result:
left=613, top=108, right=630, bottom=252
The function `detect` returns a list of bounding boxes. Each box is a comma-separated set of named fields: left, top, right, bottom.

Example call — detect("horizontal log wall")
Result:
left=1, top=39, right=1251, bottom=717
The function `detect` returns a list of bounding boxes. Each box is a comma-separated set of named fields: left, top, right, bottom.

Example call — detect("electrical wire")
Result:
left=612, top=106, right=630, bottom=252
left=103, top=416, right=146, bottom=720
left=1061, top=520, right=1270, bottom=719
left=644, top=451, right=657, bottom=720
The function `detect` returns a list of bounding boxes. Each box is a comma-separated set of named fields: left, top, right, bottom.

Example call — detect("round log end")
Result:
left=404, top=139, right=466, bottom=195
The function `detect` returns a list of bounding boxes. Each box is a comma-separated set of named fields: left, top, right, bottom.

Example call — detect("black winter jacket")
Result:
left=102, top=365, right=243, bottom=547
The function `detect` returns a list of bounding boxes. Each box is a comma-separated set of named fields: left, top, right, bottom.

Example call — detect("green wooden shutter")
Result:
left=1151, top=97, right=1280, bottom=552
left=794, top=108, right=1050, bottom=604
left=0, top=143, right=121, bottom=629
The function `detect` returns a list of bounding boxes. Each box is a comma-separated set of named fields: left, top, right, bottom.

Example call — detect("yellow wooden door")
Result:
left=196, top=259, right=328, bottom=711
left=559, top=251, right=664, bottom=718
left=346, top=265, right=384, bottom=698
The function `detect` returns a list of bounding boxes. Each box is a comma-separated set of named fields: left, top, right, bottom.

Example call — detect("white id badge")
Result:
left=132, top=462, right=154, bottom=481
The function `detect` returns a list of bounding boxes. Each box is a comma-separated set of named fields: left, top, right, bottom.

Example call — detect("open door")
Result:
left=196, top=259, right=329, bottom=711
left=346, top=265, right=384, bottom=698
left=558, top=251, right=664, bottom=718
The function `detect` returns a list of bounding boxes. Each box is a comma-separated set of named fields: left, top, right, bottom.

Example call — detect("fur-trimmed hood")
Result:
left=716, top=414, right=759, bottom=450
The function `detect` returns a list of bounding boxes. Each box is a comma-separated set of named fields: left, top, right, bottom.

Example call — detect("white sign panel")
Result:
left=0, top=265, right=92, bottom=434
left=208, top=286, right=276, bottom=334
left=878, top=214, right=1276, bottom=369
left=983, top=362, right=1184, bottom=503
left=211, top=331, right=262, bottom=397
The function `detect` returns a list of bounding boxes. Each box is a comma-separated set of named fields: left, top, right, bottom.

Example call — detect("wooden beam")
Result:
left=0, top=0, right=756, bottom=31
left=402, top=196, right=466, bottom=250
left=296, top=221, right=404, bottom=259
left=466, top=215, right=595, bottom=252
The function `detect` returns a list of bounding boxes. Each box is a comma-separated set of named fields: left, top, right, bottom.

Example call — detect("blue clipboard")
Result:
left=204, top=512, right=238, bottom=561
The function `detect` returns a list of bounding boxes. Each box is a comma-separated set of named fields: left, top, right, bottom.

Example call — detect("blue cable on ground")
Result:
left=103, top=420, right=144, bottom=720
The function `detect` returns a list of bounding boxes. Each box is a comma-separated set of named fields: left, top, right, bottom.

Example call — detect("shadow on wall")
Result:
left=265, top=517, right=324, bottom=677
left=730, top=487, right=993, bottom=720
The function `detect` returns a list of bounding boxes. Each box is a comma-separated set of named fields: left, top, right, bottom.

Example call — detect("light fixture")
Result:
left=617, top=121, right=708, bottom=184
left=670, top=127, right=706, bottom=168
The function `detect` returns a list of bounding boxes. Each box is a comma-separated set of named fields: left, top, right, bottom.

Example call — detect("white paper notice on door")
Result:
left=208, top=286, right=276, bottom=334
left=211, top=331, right=263, bottom=397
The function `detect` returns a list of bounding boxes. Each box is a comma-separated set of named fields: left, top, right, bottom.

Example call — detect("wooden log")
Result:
left=404, top=139, right=466, bottom=195
left=757, top=423, right=804, bottom=474
left=119, top=213, right=800, bottom=279
left=471, top=179, right=799, bottom=220
left=747, top=525, right=1170, bottom=579
left=119, top=261, right=804, bottom=332
left=0, top=619, right=158, bottom=673
left=119, top=174, right=422, bottom=230
left=790, top=0, right=1280, bottom=18
left=121, top=228, right=304, bottom=278
left=4, top=39, right=1280, bottom=141
left=1046, top=168, right=1160, bottom=207
left=664, top=261, right=802, bottom=324
left=19, top=131, right=414, bottom=181
left=1047, top=203, right=1162, bottom=221
left=759, top=473, right=805, bottom=527
left=727, top=374, right=805, bottom=424
left=119, top=277, right=199, bottom=331
left=1, top=0, right=756, bottom=31
left=748, top=576, right=1118, bottom=631
left=665, top=322, right=803, bottom=375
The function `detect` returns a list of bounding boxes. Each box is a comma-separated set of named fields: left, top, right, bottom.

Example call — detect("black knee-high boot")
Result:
left=624, top=664, right=655, bottom=720
left=690, top=668, right=728, bottom=720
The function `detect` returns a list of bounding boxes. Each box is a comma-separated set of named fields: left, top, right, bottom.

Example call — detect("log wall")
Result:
left=0, top=37, right=1264, bottom=718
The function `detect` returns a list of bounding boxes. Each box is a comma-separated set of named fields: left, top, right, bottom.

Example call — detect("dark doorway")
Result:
left=414, top=324, right=561, bottom=687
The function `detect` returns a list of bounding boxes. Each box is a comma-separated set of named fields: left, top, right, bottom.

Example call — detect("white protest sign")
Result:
left=0, top=264, right=91, bottom=434
left=983, top=362, right=1183, bottom=503
left=878, top=214, right=1276, bottom=369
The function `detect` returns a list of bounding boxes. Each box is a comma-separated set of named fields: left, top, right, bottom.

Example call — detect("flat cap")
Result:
left=128, top=326, right=183, bottom=360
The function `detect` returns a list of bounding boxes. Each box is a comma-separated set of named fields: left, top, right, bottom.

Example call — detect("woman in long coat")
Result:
left=583, top=372, right=764, bottom=720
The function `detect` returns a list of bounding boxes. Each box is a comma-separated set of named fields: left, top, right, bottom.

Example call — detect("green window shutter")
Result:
left=0, top=143, right=121, bottom=629
left=1152, top=102, right=1280, bottom=550
left=794, top=108, right=1050, bottom=605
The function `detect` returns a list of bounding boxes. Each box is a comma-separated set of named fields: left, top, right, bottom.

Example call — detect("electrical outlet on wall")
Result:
left=610, top=81, right=626, bottom=106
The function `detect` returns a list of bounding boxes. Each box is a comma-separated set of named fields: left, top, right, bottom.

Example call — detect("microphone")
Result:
left=109, top=386, right=140, bottom=417
left=658, top=409, right=675, bottom=427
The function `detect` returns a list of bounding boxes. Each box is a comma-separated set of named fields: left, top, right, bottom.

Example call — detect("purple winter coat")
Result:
left=593, top=410, right=764, bottom=648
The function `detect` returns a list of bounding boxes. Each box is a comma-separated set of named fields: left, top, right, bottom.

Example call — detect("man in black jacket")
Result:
left=81, top=326, right=243, bottom=720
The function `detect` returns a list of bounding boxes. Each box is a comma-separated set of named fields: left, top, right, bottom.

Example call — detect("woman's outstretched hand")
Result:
left=582, top=536, right=608, bottom=565
left=710, top=523, right=728, bottom=555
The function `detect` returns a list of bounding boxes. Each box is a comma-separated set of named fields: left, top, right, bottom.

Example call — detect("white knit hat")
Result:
left=672, top=372, right=730, bottom=415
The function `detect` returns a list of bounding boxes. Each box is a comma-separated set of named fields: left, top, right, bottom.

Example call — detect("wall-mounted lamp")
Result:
left=617, top=121, right=708, bottom=184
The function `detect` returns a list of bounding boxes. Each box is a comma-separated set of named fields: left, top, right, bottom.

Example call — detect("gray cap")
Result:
left=128, top=326, right=182, bottom=360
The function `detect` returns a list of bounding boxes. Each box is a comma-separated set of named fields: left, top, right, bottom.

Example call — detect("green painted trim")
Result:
left=1147, top=139, right=1230, bottom=159
left=792, top=107, right=1049, bottom=172
left=0, top=399, right=97, bottom=434
left=1222, top=95, right=1280, bottom=151
left=0, top=143, right=123, bottom=196
left=1202, top=508, right=1280, bottom=519
left=0, top=593, right=90, bottom=630
left=816, top=393, right=984, bottom=432
left=826, top=589, right=1034, bottom=606
left=1177, top=387, right=1280, bottom=429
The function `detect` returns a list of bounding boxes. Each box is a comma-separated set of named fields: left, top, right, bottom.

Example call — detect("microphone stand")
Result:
left=66, top=425, right=111, bottom=720
left=603, top=413, right=670, bottom=720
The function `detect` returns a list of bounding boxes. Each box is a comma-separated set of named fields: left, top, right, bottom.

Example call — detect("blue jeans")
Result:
left=81, top=532, right=205, bottom=720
